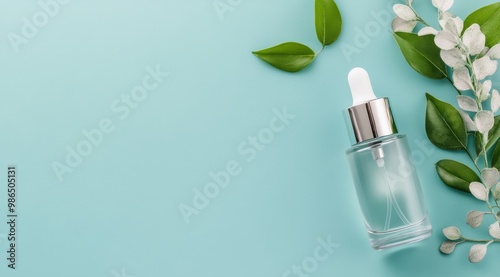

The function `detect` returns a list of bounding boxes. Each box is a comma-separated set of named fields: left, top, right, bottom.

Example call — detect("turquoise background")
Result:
left=0, top=0, right=499, bottom=276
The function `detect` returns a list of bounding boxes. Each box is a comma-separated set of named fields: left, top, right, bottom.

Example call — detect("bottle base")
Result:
left=368, top=217, right=432, bottom=250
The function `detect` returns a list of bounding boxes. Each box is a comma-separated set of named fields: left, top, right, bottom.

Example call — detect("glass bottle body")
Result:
left=346, top=134, right=432, bottom=250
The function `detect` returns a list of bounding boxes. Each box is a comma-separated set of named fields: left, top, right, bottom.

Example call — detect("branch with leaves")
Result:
left=391, top=0, right=500, bottom=263
left=252, top=0, right=342, bottom=72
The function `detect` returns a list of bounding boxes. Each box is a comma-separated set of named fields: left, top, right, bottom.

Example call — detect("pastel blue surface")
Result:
left=0, top=0, right=499, bottom=276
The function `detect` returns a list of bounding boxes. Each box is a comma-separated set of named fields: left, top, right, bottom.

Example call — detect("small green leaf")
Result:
left=464, top=2, right=500, bottom=47
left=393, top=33, right=447, bottom=79
left=493, top=184, right=500, bottom=201
left=443, top=226, right=462, bottom=240
left=470, top=181, right=489, bottom=201
left=436, top=159, right=481, bottom=192
left=469, top=243, right=489, bottom=263
left=425, top=93, right=467, bottom=150
left=252, top=42, right=315, bottom=72
left=477, top=116, right=500, bottom=156
left=315, top=0, right=342, bottom=46
left=466, top=211, right=486, bottom=228
left=488, top=222, right=500, bottom=239
left=440, top=241, right=459, bottom=254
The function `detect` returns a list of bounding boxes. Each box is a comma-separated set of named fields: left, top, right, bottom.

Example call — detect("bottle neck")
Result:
left=345, top=97, right=398, bottom=145
left=347, top=134, right=405, bottom=154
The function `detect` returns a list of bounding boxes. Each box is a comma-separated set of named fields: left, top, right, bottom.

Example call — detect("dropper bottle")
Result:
left=344, top=67, right=432, bottom=250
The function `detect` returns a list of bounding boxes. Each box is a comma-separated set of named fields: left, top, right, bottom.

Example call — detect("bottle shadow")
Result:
left=381, top=244, right=429, bottom=274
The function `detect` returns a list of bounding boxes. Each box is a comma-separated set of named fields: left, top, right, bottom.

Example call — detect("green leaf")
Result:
left=491, top=141, right=500, bottom=170
left=487, top=116, right=500, bottom=149
left=393, top=33, right=447, bottom=79
left=425, top=93, right=467, bottom=150
left=436, top=159, right=481, bottom=192
left=315, top=0, right=342, bottom=46
left=464, top=2, right=500, bottom=47
left=252, top=42, right=316, bottom=72
left=393, top=32, right=447, bottom=79
left=476, top=116, right=500, bottom=156
left=475, top=131, right=483, bottom=157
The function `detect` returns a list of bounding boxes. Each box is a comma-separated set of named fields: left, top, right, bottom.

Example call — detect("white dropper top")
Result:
left=348, top=67, right=385, bottom=167
left=348, top=67, right=377, bottom=106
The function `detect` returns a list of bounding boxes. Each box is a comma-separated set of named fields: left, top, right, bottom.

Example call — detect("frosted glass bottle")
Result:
left=346, top=134, right=432, bottom=250
left=344, top=68, right=432, bottom=250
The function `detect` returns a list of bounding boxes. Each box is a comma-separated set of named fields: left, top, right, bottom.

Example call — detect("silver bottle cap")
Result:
left=345, top=68, right=398, bottom=145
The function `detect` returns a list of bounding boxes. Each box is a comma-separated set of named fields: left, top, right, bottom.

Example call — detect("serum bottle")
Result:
left=344, top=68, right=432, bottom=250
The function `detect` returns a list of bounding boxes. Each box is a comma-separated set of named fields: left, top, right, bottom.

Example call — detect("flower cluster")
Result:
left=442, top=167, right=500, bottom=263
left=391, top=0, right=420, bottom=33
left=392, top=0, right=500, bottom=263
left=402, top=0, right=500, bottom=163
left=393, top=0, right=500, bottom=174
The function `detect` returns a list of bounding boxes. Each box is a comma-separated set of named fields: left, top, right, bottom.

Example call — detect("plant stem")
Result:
left=465, top=54, right=491, bottom=168
left=315, top=45, right=325, bottom=56
left=465, top=148, right=482, bottom=172
left=418, top=17, right=430, bottom=27
left=460, top=237, right=500, bottom=243
left=483, top=142, right=489, bottom=168
left=445, top=76, right=462, bottom=95
left=410, top=6, right=430, bottom=27
left=483, top=197, right=500, bottom=221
